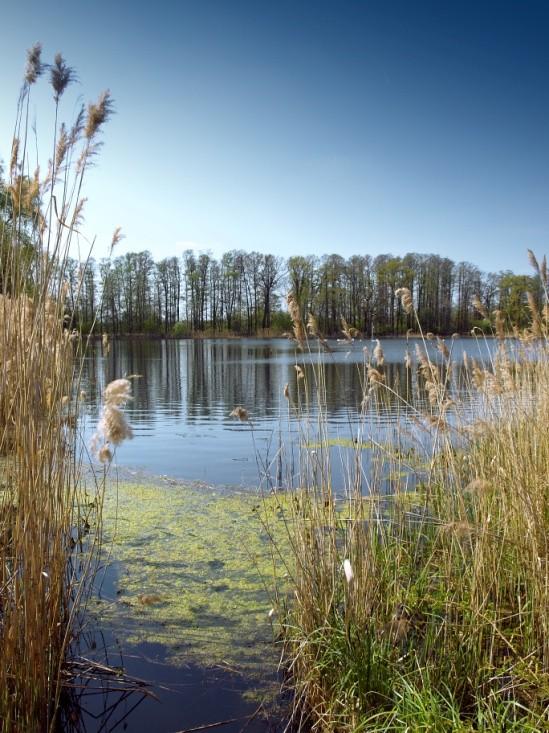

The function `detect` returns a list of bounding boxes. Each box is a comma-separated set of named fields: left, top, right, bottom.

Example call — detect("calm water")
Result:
left=81, top=336, right=495, bottom=490
left=78, top=336, right=497, bottom=732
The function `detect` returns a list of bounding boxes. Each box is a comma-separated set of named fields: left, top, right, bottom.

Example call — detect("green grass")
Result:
left=274, top=297, right=549, bottom=731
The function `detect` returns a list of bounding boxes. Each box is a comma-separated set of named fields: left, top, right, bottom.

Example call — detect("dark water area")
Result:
left=77, top=336, right=500, bottom=732
left=69, top=634, right=280, bottom=733
left=81, top=336, right=496, bottom=490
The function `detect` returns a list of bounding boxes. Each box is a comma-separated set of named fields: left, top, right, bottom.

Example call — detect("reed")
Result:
left=0, top=46, right=112, bottom=730
left=274, top=272, right=549, bottom=731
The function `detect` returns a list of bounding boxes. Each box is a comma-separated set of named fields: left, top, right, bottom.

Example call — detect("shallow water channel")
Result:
left=77, top=336, right=496, bottom=731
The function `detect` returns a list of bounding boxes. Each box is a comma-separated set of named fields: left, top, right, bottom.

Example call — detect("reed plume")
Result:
left=287, top=292, right=306, bottom=348
left=24, top=42, right=44, bottom=85
left=92, top=379, right=134, bottom=461
left=307, top=312, right=332, bottom=352
left=395, top=286, right=413, bottom=314
left=373, top=339, right=384, bottom=367
left=50, top=53, right=76, bottom=102
left=85, top=90, right=114, bottom=140
left=472, top=295, right=487, bottom=319
left=230, top=406, right=249, bottom=421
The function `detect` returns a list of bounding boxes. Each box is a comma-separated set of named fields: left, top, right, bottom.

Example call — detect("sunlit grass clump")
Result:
left=276, top=273, right=549, bottom=731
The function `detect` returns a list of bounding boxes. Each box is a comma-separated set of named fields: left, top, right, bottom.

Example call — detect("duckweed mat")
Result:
left=91, top=479, right=291, bottom=687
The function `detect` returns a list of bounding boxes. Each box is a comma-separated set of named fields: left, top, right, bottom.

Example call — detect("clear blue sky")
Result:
left=1, top=0, right=547, bottom=273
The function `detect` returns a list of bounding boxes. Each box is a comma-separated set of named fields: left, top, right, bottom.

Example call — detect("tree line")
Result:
left=0, top=167, right=542, bottom=338
left=64, top=249, right=540, bottom=337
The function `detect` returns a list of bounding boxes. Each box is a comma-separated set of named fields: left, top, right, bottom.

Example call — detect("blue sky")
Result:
left=0, top=0, right=547, bottom=272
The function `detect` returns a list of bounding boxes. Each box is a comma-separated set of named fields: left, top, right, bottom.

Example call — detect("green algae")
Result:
left=93, top=479, right=291, bottom=684
left=304, top=438, right=374, bottom=449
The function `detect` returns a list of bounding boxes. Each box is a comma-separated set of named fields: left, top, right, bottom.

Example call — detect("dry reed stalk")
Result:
left=0, top=46, right=113, bottom=730
left=274, top=265, right=549, bottom=731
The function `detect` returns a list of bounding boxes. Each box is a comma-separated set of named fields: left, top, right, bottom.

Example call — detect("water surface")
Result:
left=78, top=335, right=499, bottom=731
left=82, top=336, right=495, bottom=489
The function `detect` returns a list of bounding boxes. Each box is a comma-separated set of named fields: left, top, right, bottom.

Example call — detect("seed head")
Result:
left=373, top=339, right=384, bottom=367
left=25, top=42, right=44, bottom=85
left=527, top=249, right=540, bottom=273
left=85, top=90, right=114, bottom=139
left=343, top=559, right=354, bottom=584
left=395, top=287, right=413, bottom=315
left=51, top=53, right=76, bottom=102
left=230, top=406, right=249, bottom=421
left=472, top=296, right=487, bottom=319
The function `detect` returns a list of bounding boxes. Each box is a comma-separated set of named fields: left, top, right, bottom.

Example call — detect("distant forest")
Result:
left=66, top=250, right=540, bottom=337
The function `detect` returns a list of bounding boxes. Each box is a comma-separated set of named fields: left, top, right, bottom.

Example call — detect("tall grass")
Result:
left=0, top=46, right=112, bottom=730
left=275, top=282, right=549, bottom=731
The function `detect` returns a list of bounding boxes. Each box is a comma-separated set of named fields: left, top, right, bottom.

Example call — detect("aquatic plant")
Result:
left=273, top=267, right=549, bottom=731
left=0, top=46, right=113, bottom=729
left=92, top=378, right=134, bottom=462
left=92, top=479, right=291, bottom=695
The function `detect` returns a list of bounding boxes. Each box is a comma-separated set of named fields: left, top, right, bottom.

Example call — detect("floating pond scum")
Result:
left=91, top=478, right=291, bottom=697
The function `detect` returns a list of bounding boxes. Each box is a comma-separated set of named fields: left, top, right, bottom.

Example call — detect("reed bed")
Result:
left=274, top=279, right=549, bottom=731
left=0, top=46, right=112, bottom=730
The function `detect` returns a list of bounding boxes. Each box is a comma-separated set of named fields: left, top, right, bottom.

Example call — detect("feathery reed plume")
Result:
left=307, top=312, right=332, bottom=352
left=527, top=249, right=540, bottom=274
left=55, top=124, right=68, bottom=170
left=50, top=53, right=76, bottom=101
left=98, top=445, right=113, bottom=463
left=10, top=138, right=19, bottom=176
left=306, top=311, right=319, bottom=337
left=541, top=255, right=548, bottom=285
left=230, top=406, right=249, bottom=421
left=85, top=90, right=114, bottom=140
left=69, top=105, right=85, bottom=146
left=373, top=339, right=384, bottom=366
left=25, top=42, right=44, bottom=85
left=436, top=337, right=449, bottom=359
left=526, top=292, right=542, bottom=338
left=494, top=310, right=505, bottom=340
left=287, top=293, right=306, bottom=348
left=395, top=287, right=414, bottom=314
left=367, top=366, right=385, bottom=386
left=415, top=343, right=438, bottom=381
left=71, top=197, right=87, bottom=228
left=110, top=226, right=124, bottom=252
left=341, top=317, right=353, bottom=342
left=92, top=378, right=134, bottom=462
left=341, top=317, right=360, bottom=342
left=425, top=379, right=442, bottom=405
left=472, top=295, right=487, bottom=319
left=471, top=358, right=485, bottom=389
left=343, top=559, right=354, bottom=584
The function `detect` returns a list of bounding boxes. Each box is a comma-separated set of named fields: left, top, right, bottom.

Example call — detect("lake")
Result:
left=81, top=336, right=496, bottom=489
left=77, top=336, right=497, bottom=732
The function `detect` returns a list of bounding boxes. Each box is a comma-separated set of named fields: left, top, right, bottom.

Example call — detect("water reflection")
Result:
left=81, top=337, right=496, bottom=488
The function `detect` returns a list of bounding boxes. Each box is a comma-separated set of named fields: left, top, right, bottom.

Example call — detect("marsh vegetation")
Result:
left=0, top=46, right=113, bottom=730
left=272, top=279, right=549, bottom=731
